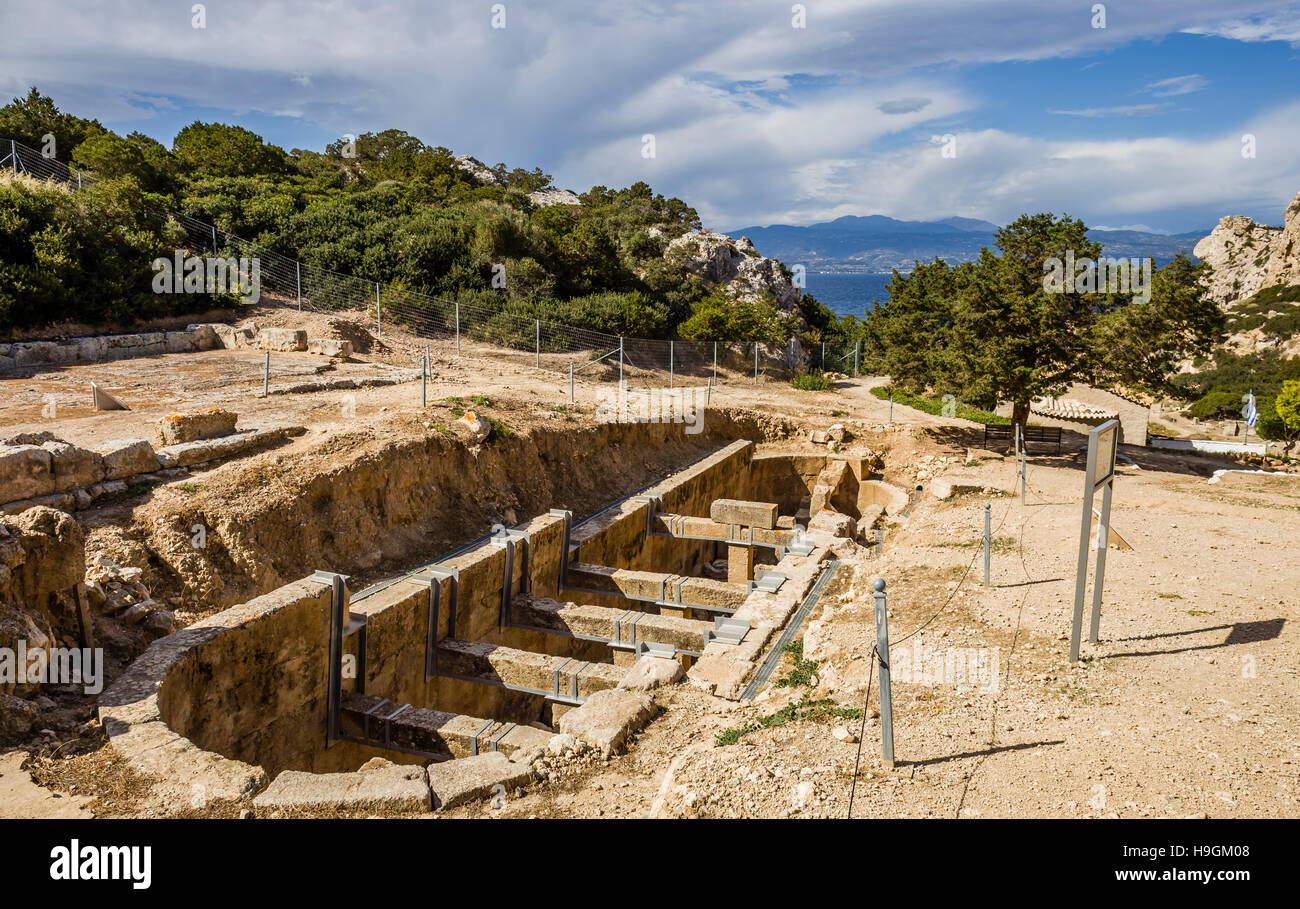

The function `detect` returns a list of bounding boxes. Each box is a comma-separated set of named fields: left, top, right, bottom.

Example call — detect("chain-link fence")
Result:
left=4, top=138, right=867, bottom=391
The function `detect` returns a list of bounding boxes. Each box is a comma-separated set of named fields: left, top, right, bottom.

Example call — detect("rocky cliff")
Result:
left=1194, top=190, right=1300, bottom=306
left=667, top=230, right=803, bottom=314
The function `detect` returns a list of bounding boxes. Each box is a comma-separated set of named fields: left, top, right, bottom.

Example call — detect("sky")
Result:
left=2, top=0, right=1299, bottom=234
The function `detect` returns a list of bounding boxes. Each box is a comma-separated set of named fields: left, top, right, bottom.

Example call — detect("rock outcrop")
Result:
left=452, top=155, right=580, bottom=207
left=667, top=231, right=803, bottom=314
left=1194, top=190, right=1300, bottom=306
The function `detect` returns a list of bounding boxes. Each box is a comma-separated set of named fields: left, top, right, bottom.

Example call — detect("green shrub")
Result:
left=790, top=371, right=832, bottom=391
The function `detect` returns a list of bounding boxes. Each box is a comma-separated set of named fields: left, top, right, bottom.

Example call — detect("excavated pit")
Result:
left=97, top=429, right=909, bottom=810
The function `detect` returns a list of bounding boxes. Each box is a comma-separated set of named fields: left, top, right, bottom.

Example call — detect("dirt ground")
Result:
left=2, top=303, right=1297, bottom=818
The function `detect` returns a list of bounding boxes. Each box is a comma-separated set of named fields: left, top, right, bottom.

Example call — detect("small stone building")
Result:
left=997, top=383, right=1150, bottom=446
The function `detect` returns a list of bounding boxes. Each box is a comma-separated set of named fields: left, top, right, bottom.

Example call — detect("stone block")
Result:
left=253, top=762, right=430, bottom=813
left=618, top=655, right=684, bottom=690
left=157, top=408, right=238, bottom=445
left=307, top=338, right=352, bottom=358
left=258, top=328, right=307, bottom=352
left=95, top=438, right=161, bottom=480
left=0, top=445, right=55, bottom=502
left=709, top=498, right=778, bottom=529
left=42, top=441, right=106, bottom=491
left=558, top=688, right=656, bottom=756
left=426, top=752, right=534, bottom=810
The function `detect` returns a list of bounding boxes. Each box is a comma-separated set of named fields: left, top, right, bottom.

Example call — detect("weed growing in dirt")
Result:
left=486, top=417, right=512, bottom=442
left=933, top=536, right=1016, bottom=552
left=776, top=639, right=818, bottom=688
left=170, top=482, right=207, bottom=493
left=714, top=696, right=862, bottom=747
left=469, top=394, right=491, bottom=407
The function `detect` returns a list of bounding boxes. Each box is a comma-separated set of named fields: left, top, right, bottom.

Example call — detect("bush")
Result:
left=869, top=385, right=1010, bottom=425
left=790, top=371, right=832, bottom=391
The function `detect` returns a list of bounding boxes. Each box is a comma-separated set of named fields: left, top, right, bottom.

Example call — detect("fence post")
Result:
left=618, top=337, right=624, bottom=388
left=712, top=341, right=718, bottom=388
left=421, top=349, right=428, bottom=407
left=873, top=578, right=894, bottom=765
left=375, top=282, right=381, bottom=336
left=211, top=225, right=218, bottom=256
left=854, top=340, right=860, bottom=377
left=535, top=319, right=540, bottom=368
left=669, top=340, right=674, bottom=389
left=296, top=261, right=302, bottom=310
left=454, top=302, right=460, bottom=355
left=9, top=140, right=16, bottom=175
left=822, top=340, right=825, bottom=372
left=263, top=351, right=270, bottom=398
left=753, top=342, right=758, bottom=383
left=984, top=503, right=991, bottom=587
left=569, top=361, right=574, bottom=402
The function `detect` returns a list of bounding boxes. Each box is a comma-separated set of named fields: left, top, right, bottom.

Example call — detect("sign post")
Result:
left=1070, top=419, right=1119, bottom=662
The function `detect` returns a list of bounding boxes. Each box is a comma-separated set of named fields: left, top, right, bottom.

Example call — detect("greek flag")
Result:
left=1244, top=390, right=1258, bottom=428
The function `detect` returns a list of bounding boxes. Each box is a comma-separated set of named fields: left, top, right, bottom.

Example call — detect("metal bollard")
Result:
left=873, top=578, right=894, bottom=765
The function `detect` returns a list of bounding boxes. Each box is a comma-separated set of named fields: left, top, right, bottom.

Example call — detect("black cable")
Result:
left=846, top=642, right=877, bottom=818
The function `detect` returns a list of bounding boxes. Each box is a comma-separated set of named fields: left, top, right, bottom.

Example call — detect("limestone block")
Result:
left=0, top=445, right=55, bottom=502
left=306, top=338, right=352, bottom=358
left=558, top=689, right=656, bottom=756
left=42, top=441, right=106, bottom=491
left=618, top=655, right=684, bottom=691
left=258, top=328, right=307, bottom=352
left=426, top=752, right=533, bottom=810
left=95, top=438, right=161, bottom=480
left=709, top=498, right=778, bottom=529
left=157, top=408, right=238, bottom=445
left=253, top=763, right=430, bottom=813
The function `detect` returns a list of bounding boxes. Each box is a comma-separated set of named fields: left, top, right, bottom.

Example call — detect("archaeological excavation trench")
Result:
left=96, top=434, right=910, bottom=811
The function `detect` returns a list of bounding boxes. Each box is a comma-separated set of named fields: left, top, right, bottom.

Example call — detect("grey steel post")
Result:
left=618, top=337, right=624, bottom=388
left=753, top=342, right=758, bottom=383
left=707, top=375, right=712, bottom=406
left=295, top=260, right=302, bottom=309
left=821, top=340, right=826, bottom=371
left=375, top=282, right=381, bottom=336
left=1020, top=437, right=1027, bottom=505
left=854, top=340, right=860, bottom=377
left=262, top=351, right=270, bottom=398
left=211, top=224, right=217, bottom=255
left=1070, top=432, right=1101, bottom=662
left=9, top=140, right=15, bottom=175
left=873, top=578, right=894, bottom=765
left=322, top=571, right=347, bottom=746
left=454, top=301, right=460, bottom=354
left=1089, top=478, right=1114, bottom=643
left=983, top=503, right=991, bottom=587
left=535, top=319, right=540, bottom=368
left=421, top=352, right=427, bottom=407
left=569, top=361, right=574, bottom=402
left=669, top=340, right=674, bottom=389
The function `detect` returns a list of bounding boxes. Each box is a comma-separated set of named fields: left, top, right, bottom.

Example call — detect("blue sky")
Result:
left=2, top=1, right=1299, bottom=234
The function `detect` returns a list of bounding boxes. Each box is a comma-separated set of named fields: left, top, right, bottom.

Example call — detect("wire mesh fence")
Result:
left=4, top=138, right=866, bottom=391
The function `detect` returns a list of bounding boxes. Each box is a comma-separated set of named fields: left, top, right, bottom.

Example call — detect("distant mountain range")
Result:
left=722, top=214, right=1209, bottom=273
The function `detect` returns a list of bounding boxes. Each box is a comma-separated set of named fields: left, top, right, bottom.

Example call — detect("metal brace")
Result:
left=316, top=569, right=351, bottom=747
left=708, top=616, right=751, bottom=645
left=470, top=719, right=494, bottom=756
left=553, top=657, right=574, bottom=698
left=637, top=640, right=676, bottom=660
left=549, top=509, right=573, bottom=592
left=490, top=722, right=516, bottom=753
left=410, top=566, right=457, bottom=678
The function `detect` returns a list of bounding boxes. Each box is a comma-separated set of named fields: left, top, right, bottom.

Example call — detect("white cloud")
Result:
left=1143, top=74, right=1209, bottom=96
left=1048, top=104, right=1169, bottom=118
left=1183, top=9, right=1300, bottom=45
